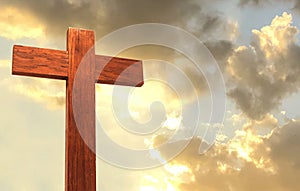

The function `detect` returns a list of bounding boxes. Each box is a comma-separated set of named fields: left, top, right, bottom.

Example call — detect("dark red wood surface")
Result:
left=12, top=45, right=143, bottom=87
left=65, top=28, right=96, bottom=191
left=12, top=45, right=68, bottom=80
left=11, top=27, right=144, bottom=191
left=95, top=55, right=143, bottom=86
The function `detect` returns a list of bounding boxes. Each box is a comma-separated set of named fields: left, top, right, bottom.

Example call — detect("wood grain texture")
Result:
left=12, top=45, right=68, bottom=80
left=11, top=27, right=144, bottom=191
left=12, top=45, right=143, bottom=86
left=65, top=28, right=96, bottom=191
left=96, top=55, right=144, bottom=87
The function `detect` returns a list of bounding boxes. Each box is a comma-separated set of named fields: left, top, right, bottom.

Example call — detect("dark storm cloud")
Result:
left=205, top=40, right=234, bottom=70
left=239, top=0, right=300, bottom=11
left=2, top=0, right=98, bottom=36
left=267, top=121, right=300, bottom=190
left=2, top=0, right=238, bottom=109
left=239, top=0, right=264, bottom=6
left=294, top=0, right=300, bottom=11
left=1, top=0, right=228, bottom=39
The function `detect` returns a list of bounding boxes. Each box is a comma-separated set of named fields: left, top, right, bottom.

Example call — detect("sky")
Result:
left=1, top=0, right=300, bottom=190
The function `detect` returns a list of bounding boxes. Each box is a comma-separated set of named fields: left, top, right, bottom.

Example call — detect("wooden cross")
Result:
left=12, top=28, right=143, bottom=191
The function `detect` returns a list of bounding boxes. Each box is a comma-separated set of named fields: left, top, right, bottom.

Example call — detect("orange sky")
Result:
left=1, top=0, right=300, bottom=190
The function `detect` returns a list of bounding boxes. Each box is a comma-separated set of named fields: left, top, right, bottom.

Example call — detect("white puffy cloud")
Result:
left=227, top=12, right=300, bottom=120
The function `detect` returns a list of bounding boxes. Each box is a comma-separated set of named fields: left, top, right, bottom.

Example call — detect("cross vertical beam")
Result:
left=12, top=27, right=144, bottom=191
left=65, top=28, right=96, bottom=191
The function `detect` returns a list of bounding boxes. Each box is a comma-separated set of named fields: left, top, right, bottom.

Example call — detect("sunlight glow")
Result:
left=140, top=186, right=159, bottom=191
left=141, top=147, right=195, bottom=191
left=162, top=115, right=182, bottom=130
left=0, top=7, right=45, bottom=40
left=164, top=164, right=190, bottom=176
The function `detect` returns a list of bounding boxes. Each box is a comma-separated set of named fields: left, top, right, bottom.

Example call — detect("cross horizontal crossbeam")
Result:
left=13, top=45, right=143, bottom=87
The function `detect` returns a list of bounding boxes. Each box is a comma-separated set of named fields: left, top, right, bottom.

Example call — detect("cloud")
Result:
left=267, top=121, right=300, bottom=190
left=144, top=117, right=300, bottom=191
left=1, top=1, right=300, bottom=191
left=0, top=7, right=45, bottom=40
left=12, top=78, right=65, bottom=110
left=205, top=40, right=235, bottom=70
left=227, top=12, right=300, bottom=120
left=0, top=74, right=65, bottom=191
left=238, top=0, right=267, bottom=6
left=1, top=0, right=238, bottom=113
left=1, top=0, right=238, bottom=42
left=238, top=0, right=300, bottom=12
left=295, top=1, right=300, bottom=10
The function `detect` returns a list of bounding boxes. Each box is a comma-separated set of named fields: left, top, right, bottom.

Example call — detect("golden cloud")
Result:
left=0, top=7, right=45, bottom=40
left=227, top=12, right=300, bottom=120
left=142, top=118, right=300, bottom=190
left=12, top=78, right=65, bottom=110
